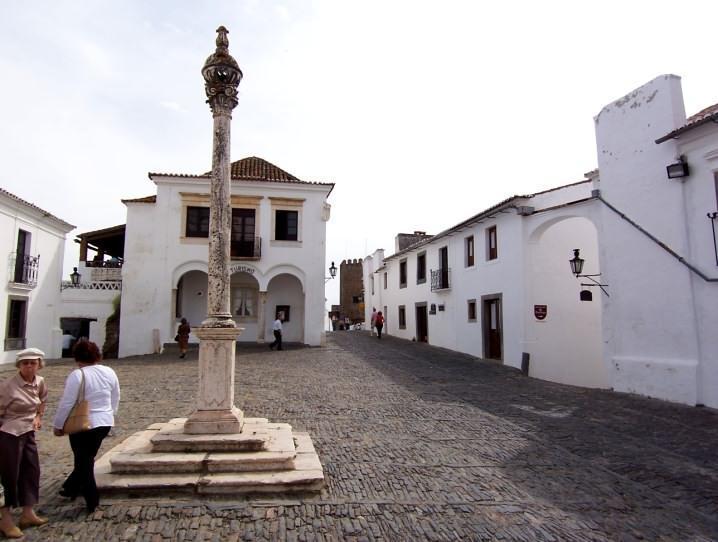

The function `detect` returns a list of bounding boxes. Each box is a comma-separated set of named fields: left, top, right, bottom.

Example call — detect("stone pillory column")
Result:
left=185, top=26, right=244, bottom=434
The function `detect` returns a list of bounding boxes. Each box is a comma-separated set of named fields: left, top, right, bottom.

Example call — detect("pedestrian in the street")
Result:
left=370, top=308, right=377, bottom=336
left=375, top=311, right=384, bottom=339
left=53, top=340, right=120, bottom=514
left=270, top=312, right=284, bottom=351
left=0, top=347, right=49, bottom=539
left=176, top=317, right=191, bottom=359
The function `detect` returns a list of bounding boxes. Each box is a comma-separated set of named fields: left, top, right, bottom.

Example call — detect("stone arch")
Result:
left=266, top=272, right=305, bottom=343
left=263, top=264, right=306, bottom=292
left=524, top=208, right=607, bottom=389
left=172, top=260, right=208, bottom=288
left=174, top=269, right=208, bottom=333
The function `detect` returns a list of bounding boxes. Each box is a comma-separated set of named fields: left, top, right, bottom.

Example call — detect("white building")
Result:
left=365, top=74, right=718, bottom=408
left=363, top=181, right=606, bottom=391
left=118, top=156, right=333, bottom=357
left=59, top=224, right=124, bottom=355
left=1, top=188, right=74, bottom=363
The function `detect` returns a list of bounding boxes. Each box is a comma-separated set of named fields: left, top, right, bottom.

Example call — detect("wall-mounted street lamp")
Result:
left=70, top=267, right=81, bottom=286
left=325, top=261, right=337, bottom=283
left=62, top=267, right=82, bottom=290
left=666, top=156, right=690, bottom=179
left=569, top=249, right=609, bottom=298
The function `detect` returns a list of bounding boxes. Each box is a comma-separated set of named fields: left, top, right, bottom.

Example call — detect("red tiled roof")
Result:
left=122, top=195, right=157, bottom=204
left=655, top=102, right=718, bottom=143
left=226, top=156, right=300, bottom=181
left=148, top=156, right=333, bottom=191
left=0, top=187, right=74, bottom=229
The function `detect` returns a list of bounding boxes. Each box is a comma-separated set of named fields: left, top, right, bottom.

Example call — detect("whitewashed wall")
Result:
left=60, top=289, right=118, bottom=351
left=595, top=75, right=703, bottom=405
left=120, top=178, right=330, bottom=357
left=0, top=195, right=72, bottom=364
left=524, top=214, right=606, bottom=388
left=363, top=182, right=600, bottom=386
left=676, top=124, right=718, bottom=408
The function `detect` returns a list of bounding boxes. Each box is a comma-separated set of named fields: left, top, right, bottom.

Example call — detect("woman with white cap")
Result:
left=0, top=347, right=49, bottom=538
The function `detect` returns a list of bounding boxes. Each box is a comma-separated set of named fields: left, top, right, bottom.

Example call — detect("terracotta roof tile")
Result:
left=148, top=156, right=333, bottom=191
left=227, top=156, right=300, bottom=181
left=0, top=187, right=74, bottom=229
left=655, top=102, right=718, bottom=143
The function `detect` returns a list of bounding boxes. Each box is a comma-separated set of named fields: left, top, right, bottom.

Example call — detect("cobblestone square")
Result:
left=2, top=332, right=717, bottom=541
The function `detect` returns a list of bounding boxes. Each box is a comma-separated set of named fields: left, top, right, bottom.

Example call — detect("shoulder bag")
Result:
left=63, top=369, right=91, bottom=435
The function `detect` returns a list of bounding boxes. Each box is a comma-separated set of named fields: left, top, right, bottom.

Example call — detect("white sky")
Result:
left=1, top=0, right=717, bottom=306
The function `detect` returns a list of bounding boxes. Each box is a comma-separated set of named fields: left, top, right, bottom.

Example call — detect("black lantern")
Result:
left=666, top=156, right=689, bottom=179
left=569, top=249, right=584, bottom=277
left=329, top=261, right=337, bottom=279
left=70, top=267, right=81, bottom=286
left=568, top=249, right=609, bottom=297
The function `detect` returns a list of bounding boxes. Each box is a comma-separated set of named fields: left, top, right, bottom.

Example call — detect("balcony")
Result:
left=430, top=267, right=451, bottom=291
left=8, top=253, right=40, bottom=288
left=231, top=236, right=261, bottom=260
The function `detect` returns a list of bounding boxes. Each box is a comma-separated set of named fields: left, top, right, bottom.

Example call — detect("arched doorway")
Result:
left=266, top=274, right=304, bottom=344
left=175, top=270, right=207, bottom=332
left=526, top=214, right=607, bottom=389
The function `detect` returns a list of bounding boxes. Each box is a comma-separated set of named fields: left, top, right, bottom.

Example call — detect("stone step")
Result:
left=150, top=418, right=273, bottom=453
left=96, top=465, right=325, bottom=495
left=95, top=419, right=325, bottom=495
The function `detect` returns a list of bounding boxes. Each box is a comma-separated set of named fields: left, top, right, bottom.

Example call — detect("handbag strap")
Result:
left=75, top=368, right=86, bottom=403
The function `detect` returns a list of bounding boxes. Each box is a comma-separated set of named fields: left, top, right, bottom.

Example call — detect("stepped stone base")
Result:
left=96, top=418, right=324, bottom=496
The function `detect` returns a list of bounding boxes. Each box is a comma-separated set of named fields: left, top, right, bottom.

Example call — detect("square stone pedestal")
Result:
left=184, top=326, right=244, bottom=434
left=95, top=418, right=324, bottom=496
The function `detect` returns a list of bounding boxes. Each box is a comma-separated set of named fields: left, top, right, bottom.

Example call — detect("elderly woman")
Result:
left=0, top=347, right=49, bottom=538
left=53, top=340, right=120, bottom=513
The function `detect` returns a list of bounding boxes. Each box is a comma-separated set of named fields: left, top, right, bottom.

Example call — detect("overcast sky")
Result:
left=2, top=0, right=717, bottom=306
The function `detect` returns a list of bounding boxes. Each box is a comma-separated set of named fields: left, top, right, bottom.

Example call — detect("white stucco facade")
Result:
left=118, top=158, right=333, bottom=357
left=364, top=74, right=718, bottom=408
left=0, top=189, right=74, bottom=364
left=595, top=75, right=718, bottom=408
left=364, top=182, right=605, bottom=390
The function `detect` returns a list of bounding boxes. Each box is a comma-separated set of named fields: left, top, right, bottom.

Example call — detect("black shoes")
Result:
left=59, top=489, right=77, bottom=501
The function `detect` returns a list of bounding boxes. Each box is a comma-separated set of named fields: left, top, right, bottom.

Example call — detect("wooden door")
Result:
left=416, top=303, right=428, bottom=343
left=483, top=296, right=502, bottom=360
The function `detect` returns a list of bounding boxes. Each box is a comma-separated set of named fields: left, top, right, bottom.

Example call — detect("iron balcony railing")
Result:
left=430, top=267, right=451, bottom=291
left=9, top=253, right=40, bottom=287
left=231, top=236, right=261, bottom=259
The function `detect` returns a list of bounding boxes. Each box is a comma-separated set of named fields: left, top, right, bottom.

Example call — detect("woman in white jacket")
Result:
left=52, top=340, right=120, bottom=513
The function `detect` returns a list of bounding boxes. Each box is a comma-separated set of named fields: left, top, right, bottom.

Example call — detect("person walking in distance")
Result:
left=375, top=311, right=385, bottom=339
left=370, top=308, right=377, bottom=336
left=176, top=318, right=191, bottom=359
left=270, top=312, right=284, bottom=351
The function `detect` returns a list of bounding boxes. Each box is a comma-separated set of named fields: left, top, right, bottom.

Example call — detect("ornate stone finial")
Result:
left=202, top=26, right=242, bottom=112
left=215, top=26, right=229, bottom=51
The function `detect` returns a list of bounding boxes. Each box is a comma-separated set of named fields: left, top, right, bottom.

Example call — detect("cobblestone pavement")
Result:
left=1, top=331, right=717, bottom=541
